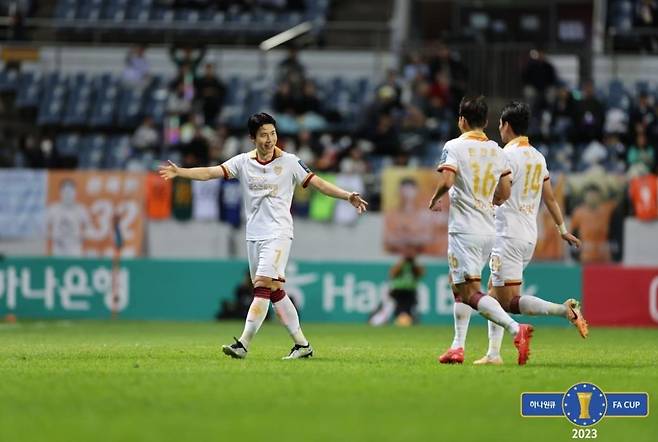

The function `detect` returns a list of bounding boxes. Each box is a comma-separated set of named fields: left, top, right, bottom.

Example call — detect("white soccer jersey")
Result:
left=494, top=136, right=550, bottom=243
left=437, top=131, right=510, bottom=236
left=220, top=148, right=314, bottom=241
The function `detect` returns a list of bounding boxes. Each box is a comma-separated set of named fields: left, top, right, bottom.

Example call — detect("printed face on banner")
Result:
left=46, top=172, right=145, bottom=257
left=382, top=168, right=449, bottom=256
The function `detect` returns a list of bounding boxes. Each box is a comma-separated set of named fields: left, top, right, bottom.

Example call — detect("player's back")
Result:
left=438, top=131, right=509, bottom=236
left=495, top=136, right=549, bottom=242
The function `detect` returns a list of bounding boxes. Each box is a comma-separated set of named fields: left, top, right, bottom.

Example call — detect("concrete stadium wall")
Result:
left=593, top=55, right=658, bottom=87
left=32, top=46, right=394, bottom=80
left=623, top=218, right=658, bottom=266
left=1, top=214, right=388, bottom=261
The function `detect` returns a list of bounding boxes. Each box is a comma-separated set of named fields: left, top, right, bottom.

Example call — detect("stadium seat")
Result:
left=76, top=0, right=103, bottom=21
left=89, top=73, right=119, bottom=127
left=0, top=68, right=19, bottom=93
left=55, top=133, right=81, bottom=159
left=78, top=133, right=108, bottom=169
left=116, top=83, right=146, bottom=129
left=103, top=135, right=133, bottom=169
left=63, top=73, right=93, bottom=126
left=15, top=70, right=41, bottom=108
left=101, top=0, right=127, bottom=22
left=38, top=72, right=68, bottom=126
left=142, top=75, right=167, bottom=125
left=54, top=0, right=77, bottom=21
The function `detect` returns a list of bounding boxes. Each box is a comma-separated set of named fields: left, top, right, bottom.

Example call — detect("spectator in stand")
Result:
left=376, top=69, right=403, bottom=110
left=548, top=83, right=577, bottom=142
left=167, top=82, right=193, bottom=118
left=273, top=81, right=301, bottom=115
left=570, top=184, right=617, bottom=263
left=574, top=79, right=605, bottom=143
left=169, top=45, right=206, bottom=74
left=299, top=80, right=323, bottom=116
left=627, top=131, right=656, bottom=172
left=635, top=0, right=658, bottom=52
left=629, top=91, right=656, bottom=140
left=132, top=116, right=160, bottom=153
left=122, top=45, right=150, bottom=87
left=429, top=71, right=451, bottom=108
left=403, top=52, right=430, bottom=83
left=277, top=47, right=306, bottom=93
left=409, top=80, right=432, bottom=115
left=425, top=95, right=453, bottom=140
left=194, top=63, right=227, bottom=125
left=367, top=113, right=401, bottom=158
left=522, top=48, right=557, bottom=112
left=181, top=125, right=210, bottom=166
left=427, top=41, right=468, bottom=114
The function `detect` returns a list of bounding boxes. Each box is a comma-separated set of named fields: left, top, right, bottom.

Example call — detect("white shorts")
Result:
left=247, top=237, right=292, bottom=282
left=490, top=236, right=536, bottom=287
left=447, top=233, right=495, bottom=285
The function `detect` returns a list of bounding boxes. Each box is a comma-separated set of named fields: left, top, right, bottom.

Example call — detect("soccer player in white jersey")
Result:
left=160, top=113, right=368, bottom=360
left=472, top=101, right=588, bottom=365
left=429, top=96, right=535, bottom=365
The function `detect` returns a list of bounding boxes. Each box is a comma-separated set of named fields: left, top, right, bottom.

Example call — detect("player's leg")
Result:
left=474, top=277, right=505, bottom=365
left=458, top=235, right=533, bottom=365
left=222, top=241, right=270, bottom=359
left=438, top=235, right=473, bottom=364
left=261, top=238, right=313, bottom=359
left=499, top=239, right=588, bottom=338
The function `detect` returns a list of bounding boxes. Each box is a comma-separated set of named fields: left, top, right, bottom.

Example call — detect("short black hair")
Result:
left=247, top=112, right=277, bottom=138
left=500, top=101, right=530, bottom=135
left=458, top=95, right=488, bottom=129
left=400, top=177, right=417, bottom=187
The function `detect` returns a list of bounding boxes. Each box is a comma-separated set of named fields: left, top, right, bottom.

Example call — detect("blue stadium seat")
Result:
left=126, top=0, right=151, bottom=21
left=102, top=0, right=127, bottom=21
left=143, top=75, right=167, bottom=125
left=15, top=71, right=41, bottom=108
left=78, top=134, right=108, bottom=169
left=116, top=83, right=145, bottom=128
left=103, top=135, right=133, bottom=169
left=55, top=133, right=81, bottom=159
left=174, top=8, right=200, bottom=23
left=63, top=73, right=93, bottom=126
left=54, top=0, right=77, bottom=20
left=38, top=72, right=68, bottom=126
left=76, top=0, right=103, bottom=21
left=89, top=73, right=119, bottom=127
left=0, top=68, right=19, bottom=93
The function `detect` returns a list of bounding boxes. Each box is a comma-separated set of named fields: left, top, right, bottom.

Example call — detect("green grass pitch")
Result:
left=0, top=321, right=656, bottom=442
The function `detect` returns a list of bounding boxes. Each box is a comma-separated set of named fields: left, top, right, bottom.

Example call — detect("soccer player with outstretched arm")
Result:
left=429, top=96, right=534, bottom=365
left=472, top=101, right=588, bottom=366
left=160, top=113, right=368, bottom=359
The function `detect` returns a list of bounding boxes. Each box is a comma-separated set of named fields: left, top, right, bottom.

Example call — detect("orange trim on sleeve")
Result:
left=220, top=165, right=229, bottom=180
left=302, top=172, right=315, bottom=188
left=437, top=164, right=458, bottom=173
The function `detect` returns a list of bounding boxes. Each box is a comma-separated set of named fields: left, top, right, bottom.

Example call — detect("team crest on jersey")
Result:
left=274, top=165, right=283, bottom=175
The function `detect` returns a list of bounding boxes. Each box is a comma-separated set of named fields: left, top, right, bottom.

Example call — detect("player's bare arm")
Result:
left=541, top=178, right=581, bottom=248
left=429, top=169, right=455, bottom=211
left=493, top=173, right=512, bottom=206
left=159, top=160, right=225, bottom=181
left=308, top=175, right=368, bottom=213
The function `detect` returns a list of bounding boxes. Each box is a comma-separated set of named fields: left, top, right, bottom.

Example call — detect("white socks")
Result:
left=486, top=321, right=504, bottom=357
left=239, top=297, right=270, bottom=348
left=451, top=302, right=473, bottom=349
left=519, top=296, right=567, bottom=316
left=475, top=295, right=520, bottom=335
left=273, top=295, right=309, bottom=346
